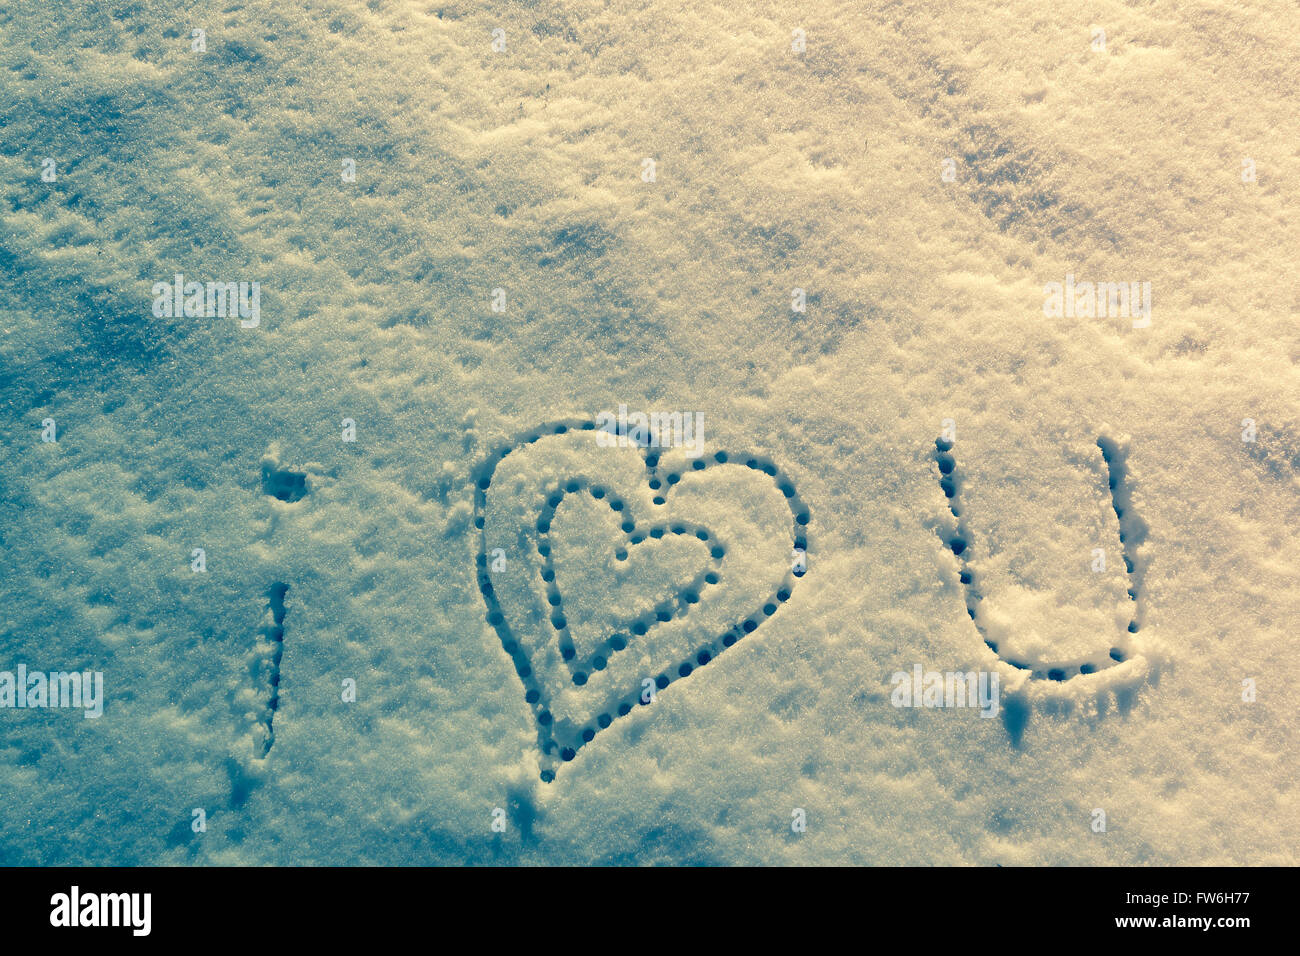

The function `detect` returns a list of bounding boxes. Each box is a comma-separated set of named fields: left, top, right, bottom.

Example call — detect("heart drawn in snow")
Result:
left=472, top=418, right=810, bottom=781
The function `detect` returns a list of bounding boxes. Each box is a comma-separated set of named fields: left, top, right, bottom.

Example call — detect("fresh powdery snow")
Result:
left=0, top=0, right=1296, bottom=865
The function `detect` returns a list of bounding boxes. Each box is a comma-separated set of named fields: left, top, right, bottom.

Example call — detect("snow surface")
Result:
left=0, top=0, right=1297, bottom=864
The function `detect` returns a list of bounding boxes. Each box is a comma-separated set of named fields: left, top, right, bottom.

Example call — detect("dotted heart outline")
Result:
left=534, top=481, right=725, bottom=681
left=472, top=418, right=810, bottom=782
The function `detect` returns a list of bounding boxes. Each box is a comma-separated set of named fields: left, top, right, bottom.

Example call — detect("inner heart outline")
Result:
left=472, top=417, right=810, bottom=782
left=538, top=480, right=725, bottom=679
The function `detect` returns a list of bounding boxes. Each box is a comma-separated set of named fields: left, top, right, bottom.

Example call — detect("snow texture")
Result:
left=0, top=0, right=1297, bottom=864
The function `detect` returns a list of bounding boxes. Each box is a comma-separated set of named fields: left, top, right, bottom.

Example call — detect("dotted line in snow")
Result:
left=472, top=418, right=810, bottom=782
left=931, top=434, right=1145, bottom=682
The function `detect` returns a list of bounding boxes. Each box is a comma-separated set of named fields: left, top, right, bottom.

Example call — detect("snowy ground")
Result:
left=0, top=0, right=1296, bottom=864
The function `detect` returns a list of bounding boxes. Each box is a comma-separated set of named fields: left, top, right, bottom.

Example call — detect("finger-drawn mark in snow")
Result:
left=473, top=419, right=809, bottom=782
left=932, top=433, right=1147, bottom=683
left=534, top=479, right=727, bottom=681
left=262, top=463, right=308, bottom=502
left=255, top=582, right=288, bottom=759
left=1096, top=434, right=1149, bottom=617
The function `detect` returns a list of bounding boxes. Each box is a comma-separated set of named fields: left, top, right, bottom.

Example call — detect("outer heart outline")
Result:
left=473, top=418, right=810, bottom=782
